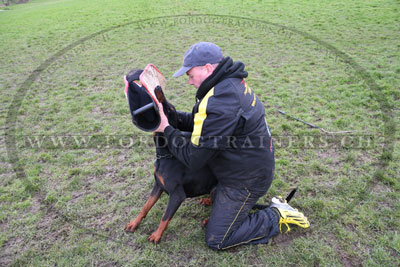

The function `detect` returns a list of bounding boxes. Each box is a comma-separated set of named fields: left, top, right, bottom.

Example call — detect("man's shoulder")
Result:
left=215, top=77, right=244, bottom=87
left=199, top=79, right=242, bottom=115
left=213, top=77, right=244, bottom=96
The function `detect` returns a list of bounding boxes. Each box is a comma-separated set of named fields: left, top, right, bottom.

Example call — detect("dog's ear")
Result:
left=154, top=86, right=178, bottom=128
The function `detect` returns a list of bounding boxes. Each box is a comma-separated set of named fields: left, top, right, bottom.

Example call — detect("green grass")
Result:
left=1, top=0, right=399, bottom=266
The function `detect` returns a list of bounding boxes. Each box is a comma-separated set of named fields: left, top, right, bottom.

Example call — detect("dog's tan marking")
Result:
left=202, top=218, right=209, bottom=228
left=148, top=217, right=172, bottom=243
left=199, top=197, right=212, bottom=206
left=125, top=193, right=162, bottom=232
left=156, top=172, right=165, bottom=187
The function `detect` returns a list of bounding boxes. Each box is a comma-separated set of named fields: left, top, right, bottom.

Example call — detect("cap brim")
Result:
left=173, top=66, right=192, bottom=77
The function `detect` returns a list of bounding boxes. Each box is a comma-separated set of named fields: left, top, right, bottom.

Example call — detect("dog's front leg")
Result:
left=126, top=184, right=163, bottom=232
left=148, top=186, right=186, bottom=243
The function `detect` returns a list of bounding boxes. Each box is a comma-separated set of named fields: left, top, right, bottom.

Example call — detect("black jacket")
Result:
left=165, top=57, right=274, bottom=186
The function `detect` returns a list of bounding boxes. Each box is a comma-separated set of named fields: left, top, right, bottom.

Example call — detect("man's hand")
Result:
left=154, top=101, right=170, bottom=133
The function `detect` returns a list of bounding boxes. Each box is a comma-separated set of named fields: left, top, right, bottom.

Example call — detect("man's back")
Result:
left=190, top=57, right=274, bottom=186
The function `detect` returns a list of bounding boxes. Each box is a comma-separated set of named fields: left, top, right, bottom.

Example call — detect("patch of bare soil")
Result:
left=35, top=207, right=72, bottom=248
left=0, top=236, right=26, bottom=266
left=324, top=232, right=362, bottom=267
left=336, top=245, right=362, bottom=267
left=270, top=229, right=311, bottom=248
left=0, top=193, right=69, bottom=266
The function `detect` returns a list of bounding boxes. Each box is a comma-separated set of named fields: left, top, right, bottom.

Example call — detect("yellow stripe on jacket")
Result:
left=191, top=88, right=215, bottom=146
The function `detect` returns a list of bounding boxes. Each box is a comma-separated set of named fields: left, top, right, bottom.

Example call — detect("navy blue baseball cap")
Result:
left=173, top=42, right=224, bottom=77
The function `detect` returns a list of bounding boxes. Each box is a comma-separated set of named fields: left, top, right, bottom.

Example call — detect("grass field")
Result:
left=1, top=0, right=399, bottom=266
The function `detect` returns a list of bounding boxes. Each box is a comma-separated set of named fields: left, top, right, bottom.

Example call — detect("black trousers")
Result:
left=205, top=177, right=280, bottom=250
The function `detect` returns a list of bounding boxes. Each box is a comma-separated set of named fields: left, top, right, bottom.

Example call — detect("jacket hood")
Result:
left=196, top=57, right=248, bottom=100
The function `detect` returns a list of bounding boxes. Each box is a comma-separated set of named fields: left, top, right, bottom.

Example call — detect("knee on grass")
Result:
left=205, top=231, right=223, bottom=250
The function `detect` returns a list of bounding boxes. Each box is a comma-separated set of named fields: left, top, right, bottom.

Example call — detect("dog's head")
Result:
left=125, top=69, right=161, bottom=132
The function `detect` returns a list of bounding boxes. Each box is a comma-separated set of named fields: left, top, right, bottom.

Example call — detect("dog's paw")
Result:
left=148, top=231, right=162, bottom=244
left=125, top=219, right=140, bottom=232
left=199, top=197, right=212, bottom=206
left=201, top=218, right=209, bottom=228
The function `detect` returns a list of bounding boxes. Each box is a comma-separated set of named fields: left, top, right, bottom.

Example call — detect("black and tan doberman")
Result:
left=125, top=85, right=217, bottom=243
